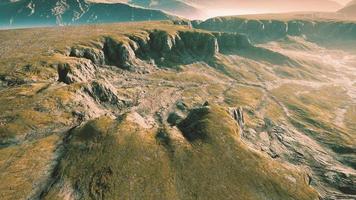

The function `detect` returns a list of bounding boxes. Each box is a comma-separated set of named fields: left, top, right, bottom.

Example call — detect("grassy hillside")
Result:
left=43, top=105, right=318, bottom=200
left=0, top=20, right=355, bottom=199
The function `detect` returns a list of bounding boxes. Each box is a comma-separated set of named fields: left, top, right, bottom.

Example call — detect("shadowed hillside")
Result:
left=0, top=18, right=355, bottom=200
left=192, top=14, right=356, bottom=44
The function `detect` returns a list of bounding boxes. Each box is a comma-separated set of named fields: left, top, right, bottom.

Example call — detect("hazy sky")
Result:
left=107, top=0, right=352, bottom=5
left=334, top=0, right=352, bottom=4
left=94, top=0, right=353, bottom=18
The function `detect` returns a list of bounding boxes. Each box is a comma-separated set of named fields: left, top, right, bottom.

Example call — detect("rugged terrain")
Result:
left=0, top=0, right=175, bottom=28
left=0, top=18, right=355, bottom=200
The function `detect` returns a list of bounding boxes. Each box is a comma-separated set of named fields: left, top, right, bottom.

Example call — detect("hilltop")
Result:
left=0, top=18, right=355, bottom=199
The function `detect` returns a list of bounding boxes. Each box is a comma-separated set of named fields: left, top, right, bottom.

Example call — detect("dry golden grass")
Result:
left=0, top=135, right=59, bottom=200
left=272, top=84, right=355, bottom=149
left=0, top=21, right=195, bottom=83
left=224, top=85, right=264, bottom=108
left=0, top=82, right=76, bottom=140
left=43, top=105, right=318, bottom=200
left=0, top=19, right=353, bottom=200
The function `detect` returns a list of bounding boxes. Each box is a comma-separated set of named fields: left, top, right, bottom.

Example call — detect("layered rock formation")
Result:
left=193, top=16, right=356, bottom=43
left=67, top=29, right=252, bottom=72
left=0, top=21, right=355, bottom=200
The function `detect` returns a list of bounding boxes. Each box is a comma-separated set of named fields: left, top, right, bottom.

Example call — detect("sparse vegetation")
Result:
left=0, top=19, right=355, bottom=200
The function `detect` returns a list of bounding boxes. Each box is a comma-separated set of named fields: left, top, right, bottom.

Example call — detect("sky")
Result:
left=94, top=0, right=354, bottom=19
left=335, top=0, right=352, bottom=4
left=184, top=0, right=351, bottom=18
left=105, top=0, right=352, bottom=5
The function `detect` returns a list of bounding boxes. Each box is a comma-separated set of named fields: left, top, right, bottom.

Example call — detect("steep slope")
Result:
left=0, top=21, right=320, bottom=200
left=193, top=14, right=356, bottom=45
left=41, top=105, right=318, bottom=200
left=0, top=21, right=355, bottom=200
left=0, top=0, right=176, bottom=28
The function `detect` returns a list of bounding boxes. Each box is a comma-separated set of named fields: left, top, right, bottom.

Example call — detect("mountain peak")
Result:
left=0, top=0, right=176, bottom=28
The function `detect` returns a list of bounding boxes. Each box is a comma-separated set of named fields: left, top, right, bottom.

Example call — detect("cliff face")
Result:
left=1, top=21, right=355, bottom=200
left=213, top=32, right=252, bottom=52
left=193, top=17, right=356, bottom=43
left=67, top=29, right=251, bottom=73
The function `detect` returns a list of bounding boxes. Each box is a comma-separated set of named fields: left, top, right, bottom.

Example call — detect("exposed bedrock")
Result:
left=70, top=46, right=105, bottom=66
left=178, top=106, right=211, bottom=142
left=103, top=37, right=136, bottom=70
left=213, top=32, right=252, bottom=52
left=84, top=80, right=132, bottom=109
left=57, top=59, right=97, bottom=84
left=68, top=29, right=253, bottom=71
left=193, top=18, right=356, bottom=43
left=42, top=104, right=319, bottom=200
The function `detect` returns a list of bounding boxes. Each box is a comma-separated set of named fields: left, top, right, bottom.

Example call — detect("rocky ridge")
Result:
left=63, top=29, right=252, bottom=79
left=193, top=17, right=356, bottom=43
left=0, top=21, right=355, bottom=200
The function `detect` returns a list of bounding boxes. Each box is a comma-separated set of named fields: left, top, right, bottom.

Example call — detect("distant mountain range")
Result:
left=0, top=0, right=351, bottom=29
left=128, top=0, right=205, bottom=19
left=0, top=0, right=175, bottom=28
left=91, top=0, right=345, bottom=20
left=338, top=0, right=356, bottom=17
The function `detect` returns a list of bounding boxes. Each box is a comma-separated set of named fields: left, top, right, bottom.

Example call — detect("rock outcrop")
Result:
left=69, top=29, right=252, bottom=70
left=230, top=107, right=245, bottom=129
left=177, top=105, right=211, bottom=142
left=103, top=37, right=137, bottom=70
left=57, top=59, right=97, bottom=84
left=70, top=46, right=105, bottom=66
left=213, top=32, right=252, bottom=52
left=1, top=20, right=355, bottom=200
left=84, top=80, right=131, bottom=109
left=193, top=17, right=356, bottom=43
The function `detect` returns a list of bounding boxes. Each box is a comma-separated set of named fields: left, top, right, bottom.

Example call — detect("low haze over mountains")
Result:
left=1, top=0, right=356, bottom=28
left=0, top=0, right=175, bottom=28
left=128, top=0, right=205, bottom=19
left=0, top=0, right=356, bottom=199
left=95, top=0, right=350, bottom=19
left=186, top=0, right=343, bottom=17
